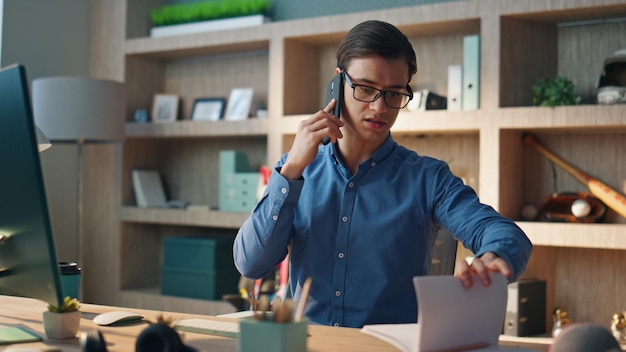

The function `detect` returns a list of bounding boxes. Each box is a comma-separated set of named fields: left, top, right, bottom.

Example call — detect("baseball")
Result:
left=571, top=199, right=591, bottom=218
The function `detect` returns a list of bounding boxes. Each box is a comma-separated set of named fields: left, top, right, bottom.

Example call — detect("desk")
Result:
left=0, top=295, right=396, bottom=351
left=0, top=295, right=551, bottom=351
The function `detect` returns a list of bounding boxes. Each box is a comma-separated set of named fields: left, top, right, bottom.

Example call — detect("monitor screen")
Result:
left=0, top=63, right=64, bottom=307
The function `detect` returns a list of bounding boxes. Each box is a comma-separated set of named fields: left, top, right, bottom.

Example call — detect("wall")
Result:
left=0, top=0, right=93, bottom=264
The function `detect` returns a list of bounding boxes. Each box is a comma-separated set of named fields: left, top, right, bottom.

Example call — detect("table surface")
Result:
left=0, top=295, right=554, bottom=351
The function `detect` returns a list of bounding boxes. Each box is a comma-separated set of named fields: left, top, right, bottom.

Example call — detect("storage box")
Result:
left=219, top=150, right=254, bottom=173
left=161, top=266, right=240, bottom=300
left=504, top=280, right=546, bottom=336
left=238, top=318, right=308, bottom=352
left=220, top=172, right=259, bottom=212
left=162, top=237, right=235, bottom=271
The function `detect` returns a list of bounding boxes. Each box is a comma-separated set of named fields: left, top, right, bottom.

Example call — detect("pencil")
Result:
left=294, top=277, right=312, bottom=321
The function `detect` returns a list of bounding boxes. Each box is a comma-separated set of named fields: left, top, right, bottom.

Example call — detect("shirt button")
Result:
left=335, top=291, right=341, bottom=297
left=281, top=188, right=287, bottom=194
left=348, top=182, right=354, bottom=188
left=342, top=216, right=348, bottom=222
left=338, top=252, right=344, bottom=259
left=371, top=161, right=376, bottom=167
left=333, top=322, right=340, bottom=327
left=272, top=215, right=278, bottom=221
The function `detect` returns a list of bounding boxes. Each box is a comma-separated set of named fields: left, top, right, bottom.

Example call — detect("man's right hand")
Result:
left=280, top=99, right=344, bottom=180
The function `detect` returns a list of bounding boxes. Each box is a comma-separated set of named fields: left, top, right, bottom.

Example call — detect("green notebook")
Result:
left=0, top=326, right=42, bottom=345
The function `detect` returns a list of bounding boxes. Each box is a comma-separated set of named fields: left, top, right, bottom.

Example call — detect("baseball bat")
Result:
left=522, top=133, right=626, bottom=219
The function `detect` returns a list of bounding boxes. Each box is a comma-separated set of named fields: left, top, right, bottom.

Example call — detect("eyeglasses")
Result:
left=342, top=71, right=413, bottom=109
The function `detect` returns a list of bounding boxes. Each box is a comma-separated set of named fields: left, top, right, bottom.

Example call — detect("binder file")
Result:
left=462, top=35, right=480, bottom=110
left=447, top=65, right=462, bottom=111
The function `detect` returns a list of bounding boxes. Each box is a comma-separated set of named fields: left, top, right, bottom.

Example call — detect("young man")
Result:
left=233, top=20, right=532, bottom=328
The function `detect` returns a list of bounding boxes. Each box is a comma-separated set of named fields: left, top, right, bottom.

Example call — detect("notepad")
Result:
left=361, top=274, right=537, bottom=352
left=132, top=169, right=167, bottom=208
left=0, top=326, right=42, bottom=345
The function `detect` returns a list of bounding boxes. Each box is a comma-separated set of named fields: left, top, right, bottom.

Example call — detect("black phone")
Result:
left=322, top=73, right=344, bottom=145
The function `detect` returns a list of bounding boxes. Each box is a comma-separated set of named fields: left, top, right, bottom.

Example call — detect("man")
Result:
left=233, top=20, right=532, bottom=328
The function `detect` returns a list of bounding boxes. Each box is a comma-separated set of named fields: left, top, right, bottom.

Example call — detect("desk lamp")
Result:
left=32, top=77, right=125, bottom=295
left=35, top=125, right=52, bottom=152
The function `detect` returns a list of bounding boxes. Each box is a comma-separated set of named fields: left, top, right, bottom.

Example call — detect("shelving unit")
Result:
left=86, top=0, right=626, bottom=342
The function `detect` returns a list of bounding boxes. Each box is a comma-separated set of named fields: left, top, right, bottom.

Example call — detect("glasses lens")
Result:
left=353, top=86, right=379, bottom=101
left=350, top=81, right=410, bottom=109
left=384, top=92, right=410, bottom=109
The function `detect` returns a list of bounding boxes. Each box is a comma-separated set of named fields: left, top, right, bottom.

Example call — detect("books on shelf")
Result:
left=361, top=274, right=536, bottom=351
left=132, top=170, right=167, bottom=208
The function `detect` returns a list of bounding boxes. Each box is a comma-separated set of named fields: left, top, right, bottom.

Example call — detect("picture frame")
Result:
left=224, top=88, right=254, bottom=121
left=190, top=97, right=226, bottom=121
left=151, top=94, right=179, bottom=123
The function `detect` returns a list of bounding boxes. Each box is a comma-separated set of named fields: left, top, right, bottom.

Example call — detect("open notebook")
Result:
left=361, top=274, right=538, bottom=352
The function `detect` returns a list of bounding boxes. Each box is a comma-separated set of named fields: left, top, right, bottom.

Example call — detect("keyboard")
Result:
left=173, top=318, right=239, bottom=338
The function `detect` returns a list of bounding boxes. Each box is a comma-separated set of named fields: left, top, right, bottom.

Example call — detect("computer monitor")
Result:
left=0, top=63, right=64, bottom=308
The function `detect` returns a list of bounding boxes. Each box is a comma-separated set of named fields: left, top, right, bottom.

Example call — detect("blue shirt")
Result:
left=233, top=134, right=532, bottom=328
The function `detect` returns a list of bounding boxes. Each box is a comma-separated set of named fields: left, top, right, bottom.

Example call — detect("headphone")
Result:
left=81, top=323, right=197, bottom=352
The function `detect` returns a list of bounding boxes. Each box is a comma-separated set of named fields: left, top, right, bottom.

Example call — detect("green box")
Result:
left=219, top=150, right=253, bottom=173
left=161, top=266, right=239, bottom=300
left=162, top=237, right=234, bottom=271
left=219, top=172, right=259, bottom=212
left=238, top=319, right=308, bottom=352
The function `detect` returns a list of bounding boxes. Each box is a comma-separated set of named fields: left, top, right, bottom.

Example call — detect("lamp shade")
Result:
left=32, top=77, right=125, bottom=142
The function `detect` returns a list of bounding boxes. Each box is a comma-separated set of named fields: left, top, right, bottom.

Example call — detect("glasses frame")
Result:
left=342, top=71, right=413, bottom=109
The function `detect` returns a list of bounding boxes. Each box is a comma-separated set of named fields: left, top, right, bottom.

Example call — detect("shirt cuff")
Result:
left=268, top=167, right=303, bottom=205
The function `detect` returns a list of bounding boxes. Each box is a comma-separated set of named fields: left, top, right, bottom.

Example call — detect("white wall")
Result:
left=1, top=0, right=94, bottom=263
left=0, top=0, right=91, bottom=79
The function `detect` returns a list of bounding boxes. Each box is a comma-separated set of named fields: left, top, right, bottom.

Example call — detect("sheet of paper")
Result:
left=362, top=274, right=537, bottom=351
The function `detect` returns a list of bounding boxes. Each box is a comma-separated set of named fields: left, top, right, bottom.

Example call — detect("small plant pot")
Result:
left=43, top=310, right=81, bottom=339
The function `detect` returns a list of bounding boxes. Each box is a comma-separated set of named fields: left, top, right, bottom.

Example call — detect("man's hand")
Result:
left=280, top=99, right=344, bottom=180
left=454, top=252, right=512, bottom=288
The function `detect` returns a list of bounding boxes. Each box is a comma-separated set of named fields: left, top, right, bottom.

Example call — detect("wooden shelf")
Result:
left=120, top=206, right=249, bottom=229
left=497, top=105, right=626, bottom=131
left=124, top=27, right=271, bottom=59
left=117, top=288, right=236, bottom=316
left=125, top=118, right=269, bottom=138
left=93, top=0, right=626, bottom=329
left=518, top=222, right=626, bottom=250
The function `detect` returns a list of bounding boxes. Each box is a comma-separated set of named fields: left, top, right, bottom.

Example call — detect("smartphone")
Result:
left=322, top=73, right=344, bottom=145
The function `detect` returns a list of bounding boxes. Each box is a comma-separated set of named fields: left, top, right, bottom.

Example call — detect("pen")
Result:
left=294, top=277, right=312, bottom=321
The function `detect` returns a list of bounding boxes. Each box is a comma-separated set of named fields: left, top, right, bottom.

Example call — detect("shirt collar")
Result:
left=328, top=133, right=396, bottom=168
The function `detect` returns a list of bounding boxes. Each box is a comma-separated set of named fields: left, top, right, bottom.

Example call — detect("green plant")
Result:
left=532, top=76, right=582, bottom=107
left=47, top=296, right=81, bottom=313
left=151, top=0, right=271, bottom=27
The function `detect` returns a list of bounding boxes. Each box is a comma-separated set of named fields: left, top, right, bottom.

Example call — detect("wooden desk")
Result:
left=0, top=295, right=554, bottom=351
left=0, top=295, right=397, bottom=351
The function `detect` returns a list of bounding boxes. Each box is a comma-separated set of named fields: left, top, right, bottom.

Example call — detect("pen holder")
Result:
left=237, top=318, right=308, bottom=352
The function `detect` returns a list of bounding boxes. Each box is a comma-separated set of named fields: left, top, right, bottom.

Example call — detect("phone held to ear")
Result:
left=322, top=73, right=344, bottom=145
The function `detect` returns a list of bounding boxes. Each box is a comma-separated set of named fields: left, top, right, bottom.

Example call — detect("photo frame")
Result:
left=151, top=94, right=179, bottom=123
left=224, top=88, right=254, bottom=121
left=191, top=98, right=226, bottom=121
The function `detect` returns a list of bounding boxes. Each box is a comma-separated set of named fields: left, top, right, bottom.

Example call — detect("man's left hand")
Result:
left=454, top=252, right=512, bottom=288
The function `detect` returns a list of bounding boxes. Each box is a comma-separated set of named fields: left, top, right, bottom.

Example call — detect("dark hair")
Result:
left=336, top=20, right=417, bottom=83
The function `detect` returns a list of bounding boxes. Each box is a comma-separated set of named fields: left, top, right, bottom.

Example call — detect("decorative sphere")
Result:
left=571, top=199, right=591, bottom=218
left=521, top=204, right=538, bottom=220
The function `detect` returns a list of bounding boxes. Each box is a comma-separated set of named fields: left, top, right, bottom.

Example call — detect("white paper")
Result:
left=362, top=274, right=538, bottom=352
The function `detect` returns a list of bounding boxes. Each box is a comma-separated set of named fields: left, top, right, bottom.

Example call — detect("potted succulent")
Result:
left=43, top=296, right=81, bottom=339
